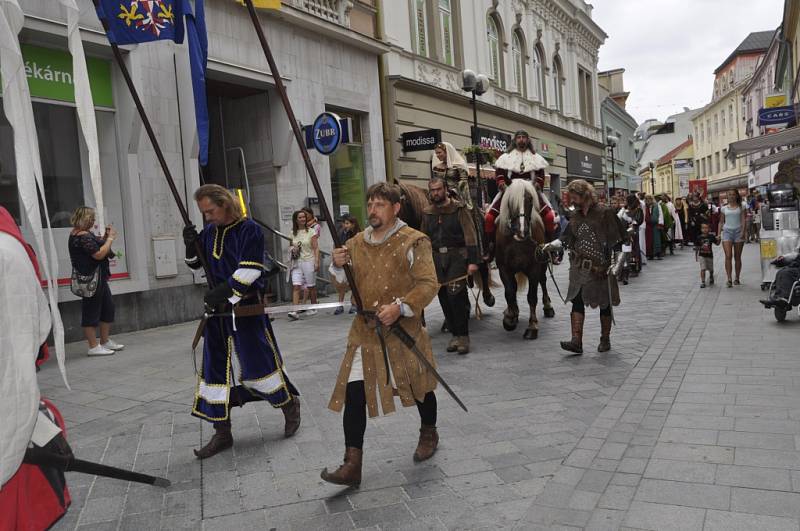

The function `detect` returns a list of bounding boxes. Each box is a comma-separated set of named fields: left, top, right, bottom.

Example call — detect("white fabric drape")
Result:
left=0, top=0, right=68, bottom=387
left=59, top=0, right=105, bottom=228
left=431, top=141, right=467, bottom=171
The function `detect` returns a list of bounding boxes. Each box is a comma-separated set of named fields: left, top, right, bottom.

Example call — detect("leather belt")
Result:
left=576, top=257, right=607, bottom=276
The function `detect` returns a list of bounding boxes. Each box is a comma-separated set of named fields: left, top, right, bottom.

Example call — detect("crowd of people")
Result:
left=605, top=188, right=763, bottom=289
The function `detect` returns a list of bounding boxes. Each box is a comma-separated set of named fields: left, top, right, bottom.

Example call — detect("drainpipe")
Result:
left=375, top=0, right=395, bottom=183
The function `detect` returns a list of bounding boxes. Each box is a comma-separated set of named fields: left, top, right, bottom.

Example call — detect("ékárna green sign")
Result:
left=2, top=44, right=114, bottom=108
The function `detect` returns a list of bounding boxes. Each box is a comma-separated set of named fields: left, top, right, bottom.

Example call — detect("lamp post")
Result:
left=461, top=70, right=490, bottom=204
left=606, top=134, right=618, bottom=198
left=648, top=161, right=656, bottom=195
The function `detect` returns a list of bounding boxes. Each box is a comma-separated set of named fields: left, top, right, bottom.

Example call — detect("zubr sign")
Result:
left=304, top=112, right=353, bottom=155
left=311, top=112, right=343, bottom=155
left=401, top=128, right=441, bottom=152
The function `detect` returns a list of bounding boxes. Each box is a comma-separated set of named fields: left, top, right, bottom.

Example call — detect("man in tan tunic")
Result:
left=321, top=183, right=440, bottom=488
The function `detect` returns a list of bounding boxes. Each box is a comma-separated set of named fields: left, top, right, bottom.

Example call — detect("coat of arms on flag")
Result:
left=96, top=0, right=185, bottom=44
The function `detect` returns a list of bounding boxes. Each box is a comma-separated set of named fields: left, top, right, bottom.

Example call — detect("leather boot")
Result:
left=446, top=337, right=459, bottom=352
left=320, top=447, right=362, bottom=487
left=194, top=423, right=233, bottom=459
left=560, top=312, right=585, bottom=354
left=598, top=315, right=612, bottom=352
left=281, top=396, right=301, bottom=438
left=456, top=336, right=470, bottom=355
left=413, top=425, right=439, bottom=462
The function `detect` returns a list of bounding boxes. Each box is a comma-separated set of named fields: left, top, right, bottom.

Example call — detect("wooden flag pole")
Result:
left=91, top=0, right=213, bottom=286
left=242, top=0, right=364, bottom=310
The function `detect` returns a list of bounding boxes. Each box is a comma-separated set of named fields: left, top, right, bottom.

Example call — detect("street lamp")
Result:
left=606, top=134, right=618, bottom=197
left=648, top=160, right=657, bottom=195
left=462, top=69, right=490, bottom=203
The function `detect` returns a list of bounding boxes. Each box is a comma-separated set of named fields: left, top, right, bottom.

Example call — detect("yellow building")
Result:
left=692, top=31, right=773, bottom=198
left=654, top=139, right=694, bottom=198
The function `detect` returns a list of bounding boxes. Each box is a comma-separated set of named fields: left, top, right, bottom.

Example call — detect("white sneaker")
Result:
left=287, top=311, right=299, bottom=321
left=102, top=339, right=125, bottom=351
left=304, top=309, right=317, bottom=316
left=88, top=345, right=115, bottom=356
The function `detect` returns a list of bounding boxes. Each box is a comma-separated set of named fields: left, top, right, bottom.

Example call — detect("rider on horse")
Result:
left=484, top=130, right=559, bottom=259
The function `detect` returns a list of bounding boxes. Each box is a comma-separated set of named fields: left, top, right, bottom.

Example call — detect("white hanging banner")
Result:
left=58, top=0, right=105, bottom=229
left=0, top=0, right=69, bottom=388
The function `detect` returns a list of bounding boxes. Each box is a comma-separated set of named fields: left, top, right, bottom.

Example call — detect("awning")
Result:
left=707, top=173, right=749, bottom=192
left=728, top=126, right=800, bottom=160
left=749, top=145, right=800, bottom=170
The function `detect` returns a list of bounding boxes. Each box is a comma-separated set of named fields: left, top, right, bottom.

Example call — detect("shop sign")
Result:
left=401, top=128, right=441, bottom=152
left=758, top=106, right=795, bottom=126
left=472, top=126, right=512, bottom=153
left=688, top=179, right=708, bottom=198
left=673, top=158, right=694, bottom=175
left=765, top=94, right=787, bottom=108
left=565, top=148, right=602, bottom=179
left=679, top=175, right=690, bottom=196
left=304, top=112, right=352, bottom=155
left=6, top=44, right=114, bottom=107
left=536, top=137, right=556, bottom=160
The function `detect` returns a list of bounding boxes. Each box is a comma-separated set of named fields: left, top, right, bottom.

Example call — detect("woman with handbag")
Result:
left=68, top=206, right=123, bottom=356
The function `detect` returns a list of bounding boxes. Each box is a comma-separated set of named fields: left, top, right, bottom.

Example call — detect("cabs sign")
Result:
left=758, top=106, right=795, bottom=127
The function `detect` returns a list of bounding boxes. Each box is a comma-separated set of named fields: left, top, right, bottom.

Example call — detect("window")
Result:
left=438, top=0, right=454, bottom=66
left=722, top=148, right=728, bottom=171
left=512, top=31, right=525, bottom=96
left=532, top=44, right=546, bottom=103
left=729, top=103, right=734, bottom=132
left=715, top=152, right=720, bottom=174
left=700, top=158, right=705, bottom=178
left=329, top=110, right=367, bottom=228
left=552, top=55, right=564, bottom=112
left=696, top=159, right=702, bottom=178
left=706, top=120, right=711, bottom=143
left=714, top=113, right=719, bottom=135
left=578, top=67, right=593, bottom=122
left=413, top=0, right=429, bottom=57
left=487, top=16, right=501, bottom=86
left=700, top=123, right=704, bottom=143
left=721, top=108, right=726, bottom=134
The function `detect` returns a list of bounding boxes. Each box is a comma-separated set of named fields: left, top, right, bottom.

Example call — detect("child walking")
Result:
left=695, top=222, right=719, bottom=288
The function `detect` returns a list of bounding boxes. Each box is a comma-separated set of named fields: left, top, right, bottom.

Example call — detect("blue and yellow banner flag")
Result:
left=95, top=0, right=186, bottom=45
left=236, top=0, right=282, bottom=9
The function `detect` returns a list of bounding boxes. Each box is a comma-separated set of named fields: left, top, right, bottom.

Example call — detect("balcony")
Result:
left=287, top=0, right=352, bottom=27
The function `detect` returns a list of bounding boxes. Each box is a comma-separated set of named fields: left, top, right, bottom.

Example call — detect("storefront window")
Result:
left=329, top=111, right=366, bottom=228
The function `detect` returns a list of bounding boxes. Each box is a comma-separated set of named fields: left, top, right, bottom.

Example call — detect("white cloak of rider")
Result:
left=494, top=149, right=548, bottom=174
left=0, top=232, right=50, bottom=486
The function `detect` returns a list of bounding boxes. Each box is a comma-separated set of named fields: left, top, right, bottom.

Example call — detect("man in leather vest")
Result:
left=422, top=177, right=479, bottom=355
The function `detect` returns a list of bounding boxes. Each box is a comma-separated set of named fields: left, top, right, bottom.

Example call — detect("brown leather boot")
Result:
left=413, top=425, right=439, bottom=462
left=320, top=447, right=362, bottom=487
left=194, top=423, right=233, bottom=459
left=560, top=312, right=585, bottom=354
left=598, top=315, right=612, bottom=352
left=456, top=336, right=470, bottom=355
left=446, top=337, right=459, bottom=352
left=281, top=396, right=301, bottom=438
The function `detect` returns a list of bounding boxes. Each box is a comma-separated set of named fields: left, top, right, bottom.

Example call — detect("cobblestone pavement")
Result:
left=40, top=244, right=800, bottom=530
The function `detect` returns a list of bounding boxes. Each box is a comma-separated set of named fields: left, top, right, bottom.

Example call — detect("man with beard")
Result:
left=484, top=130, right=558, bottom=258
left=421, top=176, right=479, bottom=354
left=321, top=183, right=441, bottom=487
left=558, top=179, right=626, bottom=354
left=183, top=184, right=301, bottom=459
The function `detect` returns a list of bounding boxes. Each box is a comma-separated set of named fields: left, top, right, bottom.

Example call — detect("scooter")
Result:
left=760, top=252, right=800, bottom=322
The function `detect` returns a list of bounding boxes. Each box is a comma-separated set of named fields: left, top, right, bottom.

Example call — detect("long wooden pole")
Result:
left=91, top=1, right=213, bottom=286
left=242, top=0, right=364, bottom=310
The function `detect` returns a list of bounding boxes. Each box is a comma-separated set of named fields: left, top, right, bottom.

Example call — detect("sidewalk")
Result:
left=39, top=243, right=800, bottom=530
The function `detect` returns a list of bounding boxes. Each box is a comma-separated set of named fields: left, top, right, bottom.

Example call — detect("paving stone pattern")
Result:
left=39, top=245, right=800, bottom=530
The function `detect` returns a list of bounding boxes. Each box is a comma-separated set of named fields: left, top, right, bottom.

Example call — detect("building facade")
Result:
left=598, top=68, right=639, bottom=195
left=652, top=139, right=695, bottom=199
left=636, top=108, right=697, bottom=193
left=6, top=0, right=386, bottom=340
left=691, top=30, right=772, bottom=198
left=380, top=0, right=607, bottom=197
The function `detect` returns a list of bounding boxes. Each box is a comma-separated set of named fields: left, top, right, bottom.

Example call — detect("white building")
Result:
left=5, top=0, right=386, bottom=339
left=380, top=0, right=608, bottom=194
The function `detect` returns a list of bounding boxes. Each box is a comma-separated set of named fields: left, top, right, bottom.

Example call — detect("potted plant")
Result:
left=463, top=145, right=498, bottom=165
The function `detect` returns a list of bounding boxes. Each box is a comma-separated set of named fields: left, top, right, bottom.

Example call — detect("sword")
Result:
left=24, top=447, right=170, bottom=487
left=547, top=260, right=566, bottom=304
left=376, top=319, right=469, bottom=413
left=606, top=267, right=616, bottom=325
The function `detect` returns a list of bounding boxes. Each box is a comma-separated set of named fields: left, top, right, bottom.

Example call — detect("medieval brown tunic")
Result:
left=563, top=203, right=626, bottom=309
left=328, top=223, right=439, bottom=418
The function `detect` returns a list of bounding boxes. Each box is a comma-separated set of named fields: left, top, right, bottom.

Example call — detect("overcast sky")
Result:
left=592, top=0, right=784, bottom=125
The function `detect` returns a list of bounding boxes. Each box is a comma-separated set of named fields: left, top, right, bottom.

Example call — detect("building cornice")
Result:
left=389, top=74, right=604, bottom=148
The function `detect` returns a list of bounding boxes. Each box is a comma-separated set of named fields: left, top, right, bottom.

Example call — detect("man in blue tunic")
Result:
left=184, top=184, right=301, bottom=459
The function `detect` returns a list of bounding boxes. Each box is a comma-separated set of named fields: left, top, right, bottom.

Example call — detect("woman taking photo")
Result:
left=68, top=206, right=123, bottom=356
left=720, top=189, right=747, bottom=287
left=287, top=209, right=319, bottom=320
